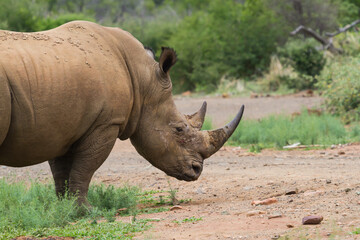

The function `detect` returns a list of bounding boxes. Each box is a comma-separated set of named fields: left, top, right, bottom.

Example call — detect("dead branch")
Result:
left=326, top=19, right=360, bottom=37
left=290, top=25, right=343, bottom=54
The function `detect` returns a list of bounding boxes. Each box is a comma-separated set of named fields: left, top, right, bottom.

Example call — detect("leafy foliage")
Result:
left=318, top=57, right=360, bottom=123
left=277, top=39, right=326, bottom=90
left=167, top=0, right=284, bottom=92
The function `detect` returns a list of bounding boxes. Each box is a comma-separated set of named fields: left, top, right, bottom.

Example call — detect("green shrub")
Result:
left=278, top=39, right=326, bottom=90
left=317, top=57, right=360, bottom=123
left=167, top=0, right=284, bottom=93
left=258, top=55, right=298, bottom=92
left=87, top=184, right=139, bottom=215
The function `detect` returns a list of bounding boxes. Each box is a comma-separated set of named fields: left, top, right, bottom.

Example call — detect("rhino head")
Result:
left=129, top=47, right=244, bottom=181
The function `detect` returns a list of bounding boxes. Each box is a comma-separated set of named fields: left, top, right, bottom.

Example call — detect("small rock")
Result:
left=302, top=215, right=323, bottom=225
left=286, top=224, right=294, bottom=228
left=285, top=189, right=298, bottom=195
left=271, top=235, right=280, bottom=240
left=356, top=191, right=360, bottom=195
left=170, top=205, right=183, bottom=211
left=304, top=190, right=324, bottom=196
left=243, top=186, right=253, bottom=191
left=268, top=212, right=282, bottom=219
left=326, top=179, right=332, bottom=184
left=330, top=145, right=336, bottom=149
left=334, top=154, right=339, bottom=157
left=246, top=210, right=266, bottom=217
left=345, top=188, right=351, bottom=193
left=226, top=167, right=230, bottom=170
left=319, top=152, right=326, bottom=155
left=251, top=197, right=277, bottom=206
left=338, top=151, right=345, bottom=155
left=1, top=166, right=6, bottom=169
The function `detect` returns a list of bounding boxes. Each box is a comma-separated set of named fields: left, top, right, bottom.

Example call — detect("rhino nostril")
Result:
left=192, top=163, right=202, bottom=175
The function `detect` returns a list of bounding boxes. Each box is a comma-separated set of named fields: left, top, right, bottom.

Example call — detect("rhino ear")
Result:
left=159, top=47, right=177, bottom=74
left=145, top=46, right=155, bottom=59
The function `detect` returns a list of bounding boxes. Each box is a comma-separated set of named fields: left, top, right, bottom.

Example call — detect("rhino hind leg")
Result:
left=51, top=124, right=119, bottom=204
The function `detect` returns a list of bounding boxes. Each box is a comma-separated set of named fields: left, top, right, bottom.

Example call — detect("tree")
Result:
left=267, top=0, right=338, bottom=34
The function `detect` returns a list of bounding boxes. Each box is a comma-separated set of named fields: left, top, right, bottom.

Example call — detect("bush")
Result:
left=277, top=39, right=326, bottom=90
left=258, top=55, right=298, bottom=92
left=317, top=57, right=360, bottom=123
left=167, top=0, right=284, bottom=93
left=87, top=184, right=139, bottom=215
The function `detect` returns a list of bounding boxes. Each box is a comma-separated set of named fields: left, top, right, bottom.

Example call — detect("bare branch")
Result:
left=291, top=25, right=328, bottom=45
left=325, top=19, right=360, bottom=37
left=291, top=25, right=343, bottom=54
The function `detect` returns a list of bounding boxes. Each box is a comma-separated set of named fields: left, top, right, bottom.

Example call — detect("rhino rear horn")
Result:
left=186, top=101, right=207, bottom=130
left=201, top=105, right=244, bottom=158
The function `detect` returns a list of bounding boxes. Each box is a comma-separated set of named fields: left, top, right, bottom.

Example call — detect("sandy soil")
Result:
left=3, top=95, right=360, bottom=240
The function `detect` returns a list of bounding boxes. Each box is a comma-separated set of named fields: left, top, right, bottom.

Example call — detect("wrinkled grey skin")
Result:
left=0, top=21, right=244, bottom=203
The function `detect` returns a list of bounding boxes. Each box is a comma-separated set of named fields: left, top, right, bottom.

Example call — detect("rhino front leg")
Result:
left=49, top=156, right=73, bottom=197
left=64, top=124, right=119, bottom=204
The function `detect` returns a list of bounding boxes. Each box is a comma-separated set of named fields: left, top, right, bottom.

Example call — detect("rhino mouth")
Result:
left=174, top=159, right=203, bottom=182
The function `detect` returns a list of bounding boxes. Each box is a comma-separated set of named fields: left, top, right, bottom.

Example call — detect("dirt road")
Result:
left=3, top=95, right=360, bottom=239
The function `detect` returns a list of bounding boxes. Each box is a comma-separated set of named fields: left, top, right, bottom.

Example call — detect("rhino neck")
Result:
left=116, top=43, right=150, bottom=140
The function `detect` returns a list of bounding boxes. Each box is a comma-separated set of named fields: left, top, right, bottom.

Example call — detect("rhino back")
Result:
left=0, top=22, right=134, bottom=166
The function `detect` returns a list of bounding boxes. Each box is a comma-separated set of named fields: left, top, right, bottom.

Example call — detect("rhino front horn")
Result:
left=186, top=101, right=207, bottom=130
left=201, top=105, right=245, bottom=158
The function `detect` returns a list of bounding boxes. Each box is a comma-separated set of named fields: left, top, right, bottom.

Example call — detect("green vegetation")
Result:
left=0, top=179, right=150, bottom=239
left=173, top=216, right=203, bottom=224
left=201, top=117, right=213, bottom=131
left=318, top=57, right=360, bottom=123
left=228, top=110, right=360, bottom=149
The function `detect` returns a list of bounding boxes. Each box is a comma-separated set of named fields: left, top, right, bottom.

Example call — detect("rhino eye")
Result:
left=175, top=127, right=183, bottom=132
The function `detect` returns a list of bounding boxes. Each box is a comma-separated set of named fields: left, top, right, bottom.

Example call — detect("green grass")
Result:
left=173, top=216, right=203, bottom=224
left=227, top=110, right=360, bottom=149
left=0, top=179, right=149, bottom=240
left=201, top=116, right=213, bottom=131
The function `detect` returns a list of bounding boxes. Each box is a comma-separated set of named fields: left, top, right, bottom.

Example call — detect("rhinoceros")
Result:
left=0, top=21, right=244, bottom=203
